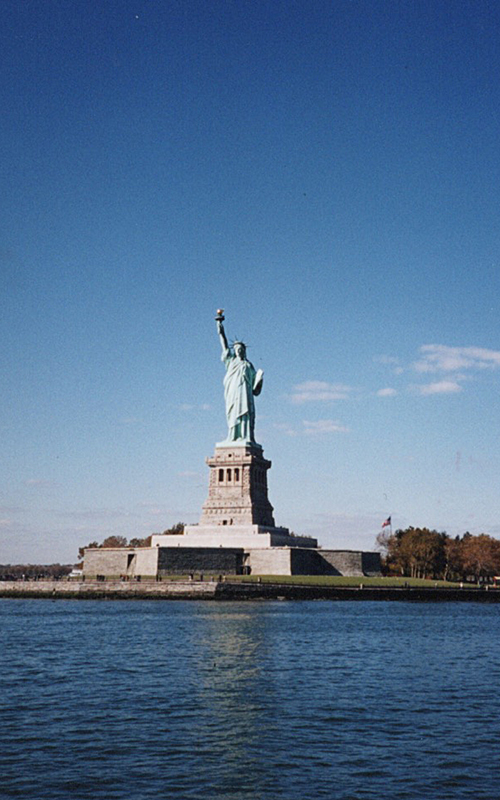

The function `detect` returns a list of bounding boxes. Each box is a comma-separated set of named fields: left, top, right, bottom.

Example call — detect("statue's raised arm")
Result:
left=214, top=309, right=263, bottom=446
left=216, top=311, right=229, bottom=358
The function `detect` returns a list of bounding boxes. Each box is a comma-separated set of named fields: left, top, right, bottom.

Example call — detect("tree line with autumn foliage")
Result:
left=378, top=527, right=500, bottom=583
left=76, top=523, right=185, bottom=560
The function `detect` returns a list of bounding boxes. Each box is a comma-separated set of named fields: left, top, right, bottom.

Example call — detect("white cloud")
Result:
left=377, top=388, right=397, bottom=397
left=415, top=380, right=463, bottom=396
left=290, top=381, right=352, bottom=404
left=414, top=345, right=500, bottom=373
left=302, top=419, right=350, bottom=435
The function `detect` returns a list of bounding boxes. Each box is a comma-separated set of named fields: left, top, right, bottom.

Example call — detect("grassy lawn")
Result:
left=226, top=575, right=466, bottom=588
left=83, top=574, right=474, bottom=588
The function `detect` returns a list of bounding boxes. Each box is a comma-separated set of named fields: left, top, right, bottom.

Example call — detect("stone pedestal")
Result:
left=199, top=443, right=275, bottom=528
left=151, top=441, right=318, bottom=552
left=153, top=526, right=316, bottom=549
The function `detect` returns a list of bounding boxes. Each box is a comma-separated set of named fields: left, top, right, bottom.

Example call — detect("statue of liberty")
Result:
left=215, top=310, right=263, bottom=444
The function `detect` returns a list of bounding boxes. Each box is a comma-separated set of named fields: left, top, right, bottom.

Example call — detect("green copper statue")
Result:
left=216, top=310, right=263, bottom=445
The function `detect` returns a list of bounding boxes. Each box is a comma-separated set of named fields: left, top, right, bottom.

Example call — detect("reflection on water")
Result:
left=0, top=600, right=499, bottom=799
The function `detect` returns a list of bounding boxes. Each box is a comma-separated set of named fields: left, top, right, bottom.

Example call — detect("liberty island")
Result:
left=82, top=311, right=381, bottom=579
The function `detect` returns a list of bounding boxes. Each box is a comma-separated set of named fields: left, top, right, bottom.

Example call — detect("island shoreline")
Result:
left=1, top=580, right=500, bottom=602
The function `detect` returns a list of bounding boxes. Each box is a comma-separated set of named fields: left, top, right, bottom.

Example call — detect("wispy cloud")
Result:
left=302, top=420, right=350, bottom=435
left=414, top=345, right=500, bottom=373
left=273, top=419, right=349, bottom=436
left=374, top=355, right=404, bottom=374
left=24, top=479, right=55, bottom=488
left=290, top=381, right=352, bottom=404
left=414, top=380, right=463, bottom=396
left=273, top=422, right=298, bottom=437
left=0, top=506, right=24, bottom=514
left=57, top=508, right=135, bottom=521
left=180, top=403, right=211, bottom=411
left=378, top=344, right=500, bottom=397
left=137, top=503, right=170, bottom=516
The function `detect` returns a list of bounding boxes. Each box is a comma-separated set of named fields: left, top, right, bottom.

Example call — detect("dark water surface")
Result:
left=1, top=600, right=499, bottom=799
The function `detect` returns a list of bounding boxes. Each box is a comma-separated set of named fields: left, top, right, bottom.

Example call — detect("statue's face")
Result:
left=234, top=343, right=246, bottom=359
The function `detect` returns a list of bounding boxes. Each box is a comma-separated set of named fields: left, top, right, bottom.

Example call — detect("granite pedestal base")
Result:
left=151, top=525, right=317, bottom=550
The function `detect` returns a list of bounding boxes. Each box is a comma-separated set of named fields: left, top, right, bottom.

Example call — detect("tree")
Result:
left=101, top=535, right=128, bottom=548
left=443, top=536, right=463, bottom=582
left=461, top=534, right=500, bottom=582
left=0, top=563, right=73, bottom=580
left=77, top=536, right=127, bottom=560
left=409, top=528, right=446, bottom=579
left=379, top=527, right=447, bottom=579
left=377, top=527, right=500, bottom=583
left=78, top=524, right=186, bottom=562
left=78, top=541, right=99, bottom=560
left=129, top=536, right=152, bottom=547
left=160, top=522, right=185, bottom=535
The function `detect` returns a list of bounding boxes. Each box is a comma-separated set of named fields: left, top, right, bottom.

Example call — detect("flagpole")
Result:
left=381, top=516, right=392, bottom=535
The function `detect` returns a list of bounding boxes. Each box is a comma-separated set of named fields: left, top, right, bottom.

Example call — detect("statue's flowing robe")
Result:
left=222, top=350, right=256, bottom=441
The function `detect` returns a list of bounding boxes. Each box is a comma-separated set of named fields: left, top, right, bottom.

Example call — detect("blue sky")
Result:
left=1, top=0, right=500, bottom=563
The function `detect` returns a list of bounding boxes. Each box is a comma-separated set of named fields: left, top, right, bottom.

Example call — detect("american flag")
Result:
left=381, top=516, right=391, bottom=528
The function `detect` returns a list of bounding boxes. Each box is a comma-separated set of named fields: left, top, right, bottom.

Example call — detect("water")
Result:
left=1, top=599, right=499, bottom=799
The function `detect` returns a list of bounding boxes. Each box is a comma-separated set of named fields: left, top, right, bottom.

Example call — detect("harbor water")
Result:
left=1, top=599, right=499, bottom=799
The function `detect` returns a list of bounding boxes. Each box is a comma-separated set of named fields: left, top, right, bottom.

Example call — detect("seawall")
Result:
left=1, top=580, right=500, bottom=602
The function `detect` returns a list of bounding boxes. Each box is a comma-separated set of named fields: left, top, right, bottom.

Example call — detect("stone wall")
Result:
left=361, top=551, right=383, bottom=576
left=247, top=548, right=292, bottom=575
left=83, top=548, right=134, bottom=577
left=84, top=547, right=159, bottom=578
left=157, top=547, right=245, bottom=575
left=83, top=545, right=381, bottom=578
left=247, top=548, right=381, bottom=576
left=134, top=548, right=159, bottom=576
left=84, top=545, right=246, bottom=577
left=290, top=549, right=341, bottom=575
left=0, top=580, right=218, bottom=597
left=2, top=580, right=498, bottom=602
left=318, top=550, right=381, bottom=577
